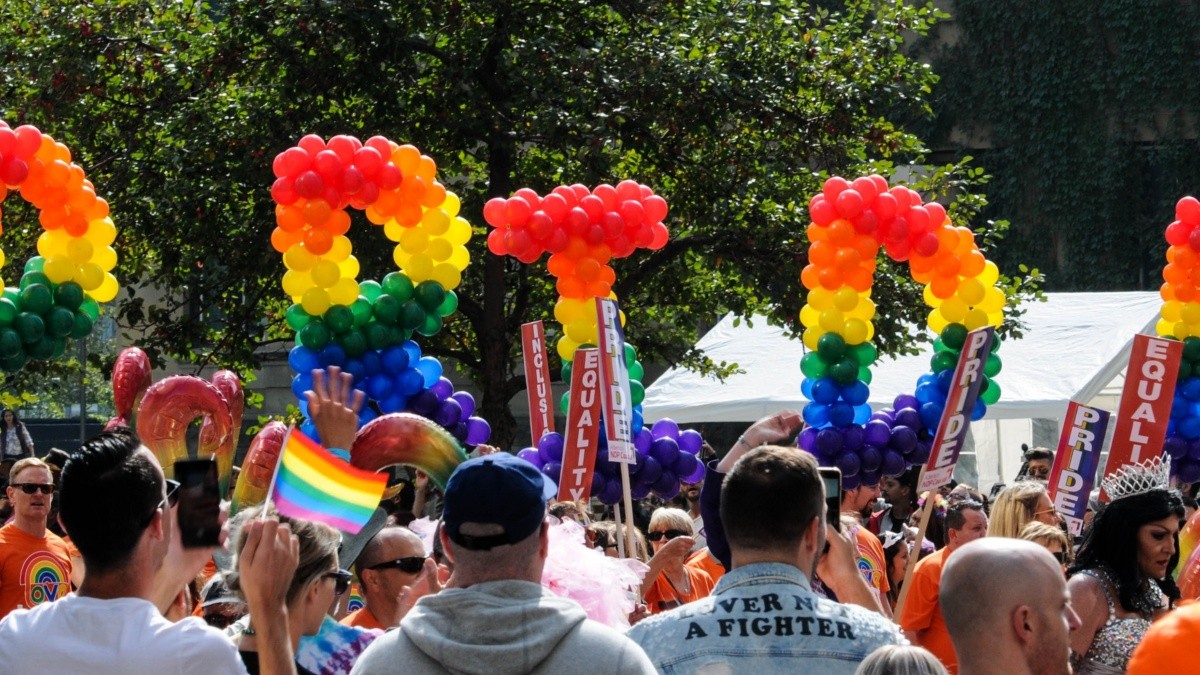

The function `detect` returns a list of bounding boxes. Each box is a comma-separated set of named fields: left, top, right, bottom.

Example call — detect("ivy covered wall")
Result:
left=922, top=0, right=1200, bottom=290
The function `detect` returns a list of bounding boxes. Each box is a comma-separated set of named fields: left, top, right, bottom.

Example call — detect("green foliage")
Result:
left=0, top=0, right=1037, bottom=444
left=922, top=0, right=1200, bottom=290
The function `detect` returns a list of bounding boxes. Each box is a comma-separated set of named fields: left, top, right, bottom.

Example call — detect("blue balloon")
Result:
left=379, top=393, right=407, bottom=413
left=319, top=344, right=346, bottom=368
left=936, top=370, right=955, bottom=393
left=1184, top=377, right=1200, bottom=402
left=358, top=407, right=378, bottom=426
left=291, top=372, right=313, bottom=399
left=916, top=373, right=937, bottom=390
left=1181, top=416, right=1200, bottom=440
left=803, top=403, right=830, bottom=428
left=843, top=381, right=870, bottom=406
left=360, top=350, right=382, bottom=375
left=801, top=378, right=814, bottom=399
left=397, top=368, right=425, bottom=396
left=288, top=346, right=320, bottom=375
left=919, top=402, right=943, bottom=430
left=811, top=377, right=841, bottom=405
left=416, top=356, right=443, bottom=388
left=853, top=404, right=872, bottom=425
left=300, top=419, right=320, bottom=443
left=631, top=407, right=644, bottom=434
left=828, top=402, right=855, bottom=427
left=381, top=345, right=410, bottom=375
left=401, top=340, right=422, bottom=364
left=342, top=358, right=366, bottom=384
left=366, top=373, right=393, bottom=401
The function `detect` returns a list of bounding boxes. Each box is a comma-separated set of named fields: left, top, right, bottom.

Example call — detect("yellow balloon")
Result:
left=430, top=263, right=461, bottom=290
left=979, top=260, right=1000, bottom=287
left=442, top=192, right=461, bottom=218
left=37, top=230, right=70, bottom=259
left=301, top=287, right=331, bottom=315
left=43, top=256, right=74, bottom=283
left=800, top=305, right=820, bottom=328
left=329, top=278, right=359, bottom=306
left=92, top=245, right=117, bottom=272
left=383, top=220, right=406, bottom=243
left=802, top=327, right=825, bottom=351
left=400, top=228, right=429, bottom=254
left=448, top=246, right=470, bottom=271
left=421, top=208, right=451, bottom=235
left=807, top=288, right=833, bottom=311
left=75, top=263, right=104, bottom=291
left=988, top=311, right=1004, bottom=328
left=85, top=217, right=118, bottom=247
left=557, top=336, right=580, bottom=362
left=848, top=298, right=876, bottom=321
left=928, top=308, right=949, bottom=334
left=0, top=250, right=5, bottom=270
left=327, top=236, right=352, bottom=262
left=843, top=318, right=868, bottom=345
left=819, top=309, right=845, bottom=333
left=957, top=277, right=985, bottom=306
left=337, top=255, right=360, bottom=281
left=66, top=237, right=94, bottom=264
left=555, top=298, right=590, bottom=324
left=1157, top=318, right=1175, bottom=337
left=863, top=321, right=875, bottom=343
left=940, top=296, right=968, bottom=323
left=282, top=270, right=313, bottom=299
left=1189, top=322, right=1200, bottom=339
left=91, top=273, right=119, bottom=303
left=964, top=308, right=989, bottom=330
left=833, top=287, right=859, bottom=312
left=406, top=254, right=434, bottom=282
left=447, top=217, right=472, bottom=247
left=1182, top=303, right=1200, bottom=326
left=979, top=287, right=1006, bottom=313
left=923, top=284, right=943, bottom=308
left=392, top=246, right=412, bottom=269
left=427, top=238, right=453, bottom=262
left=311, top=261, right=340, bottom=289
left=283, top=246, right=316, bottom=272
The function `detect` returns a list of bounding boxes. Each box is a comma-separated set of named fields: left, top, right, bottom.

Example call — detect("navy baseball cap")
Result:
left=442, top=453, right=557, bottom=551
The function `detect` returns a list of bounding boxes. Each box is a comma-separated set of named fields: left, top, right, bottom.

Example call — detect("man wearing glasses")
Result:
left=0, top=457, right=73, bottom=618
left=343, top=525, right=437, bottom=630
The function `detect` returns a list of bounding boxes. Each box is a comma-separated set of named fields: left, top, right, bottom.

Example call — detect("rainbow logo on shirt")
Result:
left=21, top=551, right=70, bottom=606
left=346, top=583, right=364, bottom=613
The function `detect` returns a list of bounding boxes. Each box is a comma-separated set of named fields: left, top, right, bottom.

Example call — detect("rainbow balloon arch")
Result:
left=1154, top=195, right=1200, bottom=482
left=797, top=176, right=1007, bottom=488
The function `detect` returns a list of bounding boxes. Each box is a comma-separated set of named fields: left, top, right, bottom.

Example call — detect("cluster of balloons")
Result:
left=517, top=418, right=706, bottom=504
left=272, top=134, right=470, bottom=316
left=800, top=175, right=1008, bottom=485
left=0, top=122, right=118, bottom=371
left=1158, top=196, right=1200, bottom=481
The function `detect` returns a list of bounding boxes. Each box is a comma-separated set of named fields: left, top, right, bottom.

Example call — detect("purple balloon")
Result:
left=628, top=450, right=646, bottom=476
left=859, top=446, right=882, bottom=473
left=842, top=425, right=865, bottom=452
left=798, top=427, right=819, bottom=452
left=653, top=470, right=679, bottom=496
left=431, top=377, right=454, bottom=400
left=881, top=450, right=906, bottom=477
left=860, top=468, right=882, bottom=487
left=465, top=416, right=491, bottom=445
left=650, top=437, right=680, bottom=467
left=410, top=389, right=440, bottom=416
left=590, top=472, right=607, bottom=499
left=435, top=398, right=463, bottom=428
left=1178, top=459, right=1200, bottom=484
left=639, top=455, right=663, bottom=484
left=842, top=473, right=861, bottom=491
left=541, top=462, right=562, bottom=481
left=600, top=479, right=623, bottom=504
left=451, top=392, right=476, bottom=418
left=678, top=429, right=704, bottom=455
left=910, top=441, right=932, bottom=464
left=631, top=482, right=653, bottom=500
left=651, top=418, right=681, bottom=440
left=516, top=447, right=540, bottom=466
left=681, top=457, right=706, bottom=483
left=864, top=419, right=892, bottom=447
left=1185, top=437, right=1200, bottom=461
left=634, top=428, right=653, bottom=454
left=890, top=425, right=918, bottom=454
left=538, top=433, right=564, bottom=463
left=894, top=394, right=919, bottom=411
left=594, top=446, right=612, bottom=472
left=673, top=452, right=700, bottom=479
left=451, top=421, right=469, bottom=440
left=894, top=408, right=920, bottom=429
left=816, top=428, right=844, bottom=456
left=835, top=451, right=861, bottom=477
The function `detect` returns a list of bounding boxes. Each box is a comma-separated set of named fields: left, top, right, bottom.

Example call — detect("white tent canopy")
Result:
left=642, top=292, right=1162, bottom=490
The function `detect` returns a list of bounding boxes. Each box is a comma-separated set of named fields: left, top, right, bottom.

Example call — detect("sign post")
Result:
left=595, top=298, right=637, bottom=556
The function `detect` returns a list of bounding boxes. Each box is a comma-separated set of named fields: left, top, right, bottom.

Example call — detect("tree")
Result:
left=0, top=0, right=1037, bottom=447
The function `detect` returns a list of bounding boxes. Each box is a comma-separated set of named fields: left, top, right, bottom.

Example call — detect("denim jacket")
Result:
left=627, top=562, right=905, bottom=674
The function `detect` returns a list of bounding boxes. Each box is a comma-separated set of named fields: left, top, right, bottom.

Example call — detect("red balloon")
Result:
left=545, top=230, right=570, bottom=253
left=884, top=238, right=911, bottom=261
left=0, top=127, right=15, bottom=157
left=925, top=202, right=947, bottom=228
left=873, top=192, right=898, bottom=221
left=648, top=222, right=669, bottom=250
left=570, top=184, right=590, bottom=201
left=13, top=125, right=42, bottom=158
left=298, top=134, right=326, bottom=156
left=1, top=157, right=29, bottom=186
left=314, top=150, right=343, bottom=179
left=580, top=195, right=605, bottom=222
left=603, top=212, right=625, bottom=238
left=616, top=180, right=642, bottom=202
left=586, top=224, right=606, bottom=246
left=553, top=185, right=580, bottom=208
left=809, top=195, right=837, bottom=226
left=376, top=164, right=402, bottom=190
left=528, top=211, right=554, bottom=240
left=1189, top=227, right=1200, bottom=253
left=851, top=176, right=879, bottom=204
left=1166, top=220, right=1191, bottom=247
left=593, top=183, right=618, bottom=209
left=888, top=217, right=909, bottom=243
left=835, top=189, right=865, bottom=218
left=619, top=199, right=645, bottom=226
left=541, top=193, right=569, bottom=221
left=327, top=135, right=360, bottom=162
left=271, top=178, right=298, bottom=206
left=483, top=198, right=508, bottom=227
left=822, top=176, right=850, bottom=203
left=352, top=147, right=384, bottom=179
left=853, top=211, right=878, bottom=236
left=339, top=166, right=365, bottom=195
left=906, top=205, right=930, bottom=234
left=1180, top=196, right=1200, bottom=227
left=486, top=229, right=507, bottom=255
left=889, top=186, right=912, bottom=210
left=913, top=232, right=939, bottom=257
left=294, top=171, right=324, bottom=199
left=643, top=195, right=668, bottom=222
left=515, top=187, right=542, bottom=210
left=505, top=197, right=532, bottom=227
left=565, top=207, right=589, bottom=236
left=354, top=182, right=379, bottom=207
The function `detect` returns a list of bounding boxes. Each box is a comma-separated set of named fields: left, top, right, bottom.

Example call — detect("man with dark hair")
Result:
left=1019, top=444, right=1054, bottom=483
left=872, top=466, right=946, bottom=550
left=898, top=499, right=990, bottom=675
left=351, top=453, right=655, bottom=674
left=628, top=412, right=904, bottom=673
left=0, top=428, right=300, bottom=674
left=0, top=457, right=72, bottom=618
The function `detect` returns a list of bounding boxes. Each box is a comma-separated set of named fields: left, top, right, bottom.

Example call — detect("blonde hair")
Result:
left=855, top=645, right=949, bottom=675
left=227, top=504, right=341, bottom=607
left=10, top=457, right=51, bottom=485
left=648, top=507, right=693, bottom=534
left=1019, top=520, right=1070, bottom=560
left=988, top=482, right=1048, bottom=538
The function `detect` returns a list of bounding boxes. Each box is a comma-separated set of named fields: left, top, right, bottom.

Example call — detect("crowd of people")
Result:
left=0, top=384, right=1197, bottom=674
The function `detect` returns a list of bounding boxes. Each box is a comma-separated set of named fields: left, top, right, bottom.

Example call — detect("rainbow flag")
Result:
left=270, top=429, right=386, bottom=534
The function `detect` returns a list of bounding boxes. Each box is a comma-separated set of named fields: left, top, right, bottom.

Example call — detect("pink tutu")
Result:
left=542, top=519, right=647, bottom=629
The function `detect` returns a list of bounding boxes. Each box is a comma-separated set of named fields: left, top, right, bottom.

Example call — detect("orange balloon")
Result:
left=547, top=254, right=575, bottom=278
left=828, top=219, right=855, bottom=245
left=305, top=228, right=333, bottom=256
left=271, top=227, right=303, bottom=253
left=955, top=227, right=975, bottom=254
left=421, top=181, right=447, bottom=208
left=931, top=274, right=958, bottom=299
left=818, top=266, right=843, bottom=290
left=1178, top=246, right=1200, bottom=269
left=392, top=145, right=421, bottom=177
left=935, top=226, right=959, bottom=252
left=394, top=201, right=423, bottom=227
left=845, top=265, right=873, bottom=292
left=809, top=240, right=836, bottom=267
left=834, top=248, right=861, bottom=270
left=801, top=264, right=821, bottom=290
left=1162, top=283, right=1177, bottom=302
left=276, top=204, right=306, bottom=232
left=556, top=275, right=586, bottom=299
left=961, top=250, right=986, bottom=277
left=1177, top=284, right=1196, bottom=303
left=854, top=234, right=878, bottom=260
left=807, top=224, right=828, bottom=242
left=935, top=253, right=961, bottom=278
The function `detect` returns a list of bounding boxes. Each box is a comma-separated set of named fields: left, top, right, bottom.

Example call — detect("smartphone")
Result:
left=175, top=458, right=222, bottom=548
left=818, top=466, right=842, bottom=533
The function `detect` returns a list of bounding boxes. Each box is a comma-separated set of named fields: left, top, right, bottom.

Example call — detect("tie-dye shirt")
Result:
left=297, top=615, right=383, bottom=675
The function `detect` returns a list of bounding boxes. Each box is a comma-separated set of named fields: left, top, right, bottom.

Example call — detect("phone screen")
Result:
left=819, top=467, right=842, bottom=533
left=174, top=459, right=222, bottom=548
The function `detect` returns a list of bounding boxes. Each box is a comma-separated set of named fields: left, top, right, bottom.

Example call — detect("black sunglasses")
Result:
left=366, top=556, right=427, bottom=574
left=324, top=569, right=353, bottom=596
left=1051, top=551, right=1071, bottom=564
left=11, top=482, right=54, bottom=495
left=142, top=479, right=181, bottom=528
left=648, top=529, right=688, bottom=542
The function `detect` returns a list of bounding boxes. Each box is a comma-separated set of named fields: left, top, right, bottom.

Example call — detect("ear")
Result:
left=803, top=515, right=823, bottom=553
left=437, top=526, right=456, bottom=565
left=538, top=520, right=550, bottom=559
left=1011, top=604, right=1036, bottom=647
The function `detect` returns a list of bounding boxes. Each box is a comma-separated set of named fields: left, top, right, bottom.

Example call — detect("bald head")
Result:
left=359, top=526, right=424, bottom=569
left=941, top=539, right=1078, bottom=675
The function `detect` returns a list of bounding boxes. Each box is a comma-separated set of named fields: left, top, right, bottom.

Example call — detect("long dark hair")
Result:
left=1, top=409, right=32, bottom=457
left=1069, top=488, right=1184, bottom=612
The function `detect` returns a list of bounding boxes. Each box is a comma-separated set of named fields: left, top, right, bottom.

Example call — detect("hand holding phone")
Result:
left=819, top=467, right=842, bottom=534
left=174, top=459, right=222, bottom=548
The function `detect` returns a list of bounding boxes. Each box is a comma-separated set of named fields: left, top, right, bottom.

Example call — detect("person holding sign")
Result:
left=1066, top=456, right=1183, bottom=674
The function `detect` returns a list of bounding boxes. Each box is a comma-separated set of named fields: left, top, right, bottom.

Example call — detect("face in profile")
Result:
left=1136, top=515, right=1180, bottom=580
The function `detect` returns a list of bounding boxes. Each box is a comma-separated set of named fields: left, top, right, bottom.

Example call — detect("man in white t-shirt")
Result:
left=0, top=427, right=300, bottom=674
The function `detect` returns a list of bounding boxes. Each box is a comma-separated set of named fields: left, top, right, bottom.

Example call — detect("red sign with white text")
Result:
left=558, top=348, right=602, bottom=502
left=521, top=321, right=555, bottom=442
left=1102, top=334, right=1182, bottom=493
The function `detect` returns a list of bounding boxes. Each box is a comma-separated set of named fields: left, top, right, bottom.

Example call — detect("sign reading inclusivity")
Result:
left=1048, top=402, right=1110, bottom=536
left=918, top=326, right=995, bottom=493
left=1102, top=334, right=1182, bottom=493
left=558, top=348, right=602, bottom=502
left=521, top=321, right=555, bottom=442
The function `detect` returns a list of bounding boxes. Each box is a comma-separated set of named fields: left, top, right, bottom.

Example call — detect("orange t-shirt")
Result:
left=0, top=523, right=73, bottom=618
left=341, top=605, right=385, bottom=631
left=898, top=547, right=957, bottom=674
left=849, top=524, right=890, bottom=595
left=644, top=565, right=714, bottom=615
left=685, top=548, right=726, bottom=586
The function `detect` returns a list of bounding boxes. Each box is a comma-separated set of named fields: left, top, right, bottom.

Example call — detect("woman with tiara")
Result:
left=1067, top=456, right=1184, bottom=674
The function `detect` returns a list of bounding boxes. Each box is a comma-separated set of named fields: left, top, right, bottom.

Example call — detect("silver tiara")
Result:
left=1100, top=455, right=1171, bottom=502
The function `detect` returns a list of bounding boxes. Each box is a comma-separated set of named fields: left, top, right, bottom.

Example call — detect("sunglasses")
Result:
left=1027, top=467, right=1050, bottom=478
left=142, top=479, right=181, bottom=528
left=365, top=556, right=427, bottom=574
left=11, top=483, right=54, bottom=495
left=647, top=529, right=688, bottom=542
left=1051, top=551, right=1071, bottom=564
left=324, top=569, right=353, bottom=596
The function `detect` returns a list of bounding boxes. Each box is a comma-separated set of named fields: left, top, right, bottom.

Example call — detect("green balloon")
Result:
left=0, top=329, right=21, bottom=358
left=829, top=357, right=858, bottom=384
left=54, top=282, right=84, bottom=311
left=298, top=321, right=331, bottom=349
left=857, top=366, right=873, bottom=385
left=285, top=304, right=311, bottom=331
left=365, top=323, right=391, bottom=351
left=413, top=281, right=446, bottom=312
left=800, top=352, right=828, bottom=378
left=382, top=272, right=414, bottom=302
left=14, top=313, right=44, bottom=344
left=339, top=328, right=367, bottom=358
left=817, top=333, right=847, bottom=361
left=630, top=379, right=645, bottom=406
left=350, top=297, right=372, bottom=327
left=45, top=307, right=75, bottom=338
left=0, top=352, right=28, bottom=372
left=360, top=280, right=383, bottom=302
left=931, top=351, right=958, bottom=373
left=0, top=299, right=16, bottom=327
left=851, top=343, right=878, bottom=367
left=2, top=287, right=19, bottom=305
left=990, top=335, right=1002, bottom=353
left=624, top=343, right=637, bottom=368
left=561, top=361, right=573, bottom=382
left=416, top=313, right=442, bottom=337
left=1184, top=336, right=1200, bottom=362
left=628, top=361, right=645, bottom=382
left=940, top=323, right=968, bottom=350
left=19, top=272, right=50, bottom=291
left=560, top=391, right=571, bottom=414
left=436, top=290, right=458, bottom=318
left=27, top=336, right=55, bottom=359
left=372, top=294, right=401, bottom=325
left=323, top=305, right=354, bottom=334
left=24, top=257, right=45, bottom=274
left=1180, top=360, right=1194, bottom=381
left=20, top=284, right=53, bottom=315
left=399, top=301, right=425, bottom=331
left=388, top=325, right=411, bottom=345
left=51, top=337, right=67, bottom=358
left=984, top=353, right=1002, bottom=378
left=80, top=298, right=100, bottom=321
left=980, top=378, right=1001, bottom=405
left=69, top=312, right=94, bottom=339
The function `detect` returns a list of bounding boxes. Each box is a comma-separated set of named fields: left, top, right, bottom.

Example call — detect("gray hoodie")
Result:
left=349, top=580, right=656, bottom=675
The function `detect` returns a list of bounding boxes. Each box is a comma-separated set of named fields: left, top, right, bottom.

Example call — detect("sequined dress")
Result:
left=1073, top=568, right=1160, bottom=675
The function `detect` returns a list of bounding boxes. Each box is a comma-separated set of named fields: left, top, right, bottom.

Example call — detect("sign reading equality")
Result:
left=1048, top=402, right=1110, bottom=536
left=595, top=298, right=636, bottom=463
left=558, top=348, right=602, bottom=502
left=918, top=326, right=996, bottom=493
left=1102, top=334, right=1183, bottom=489
left=521, top=321, right=555, bottom=442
